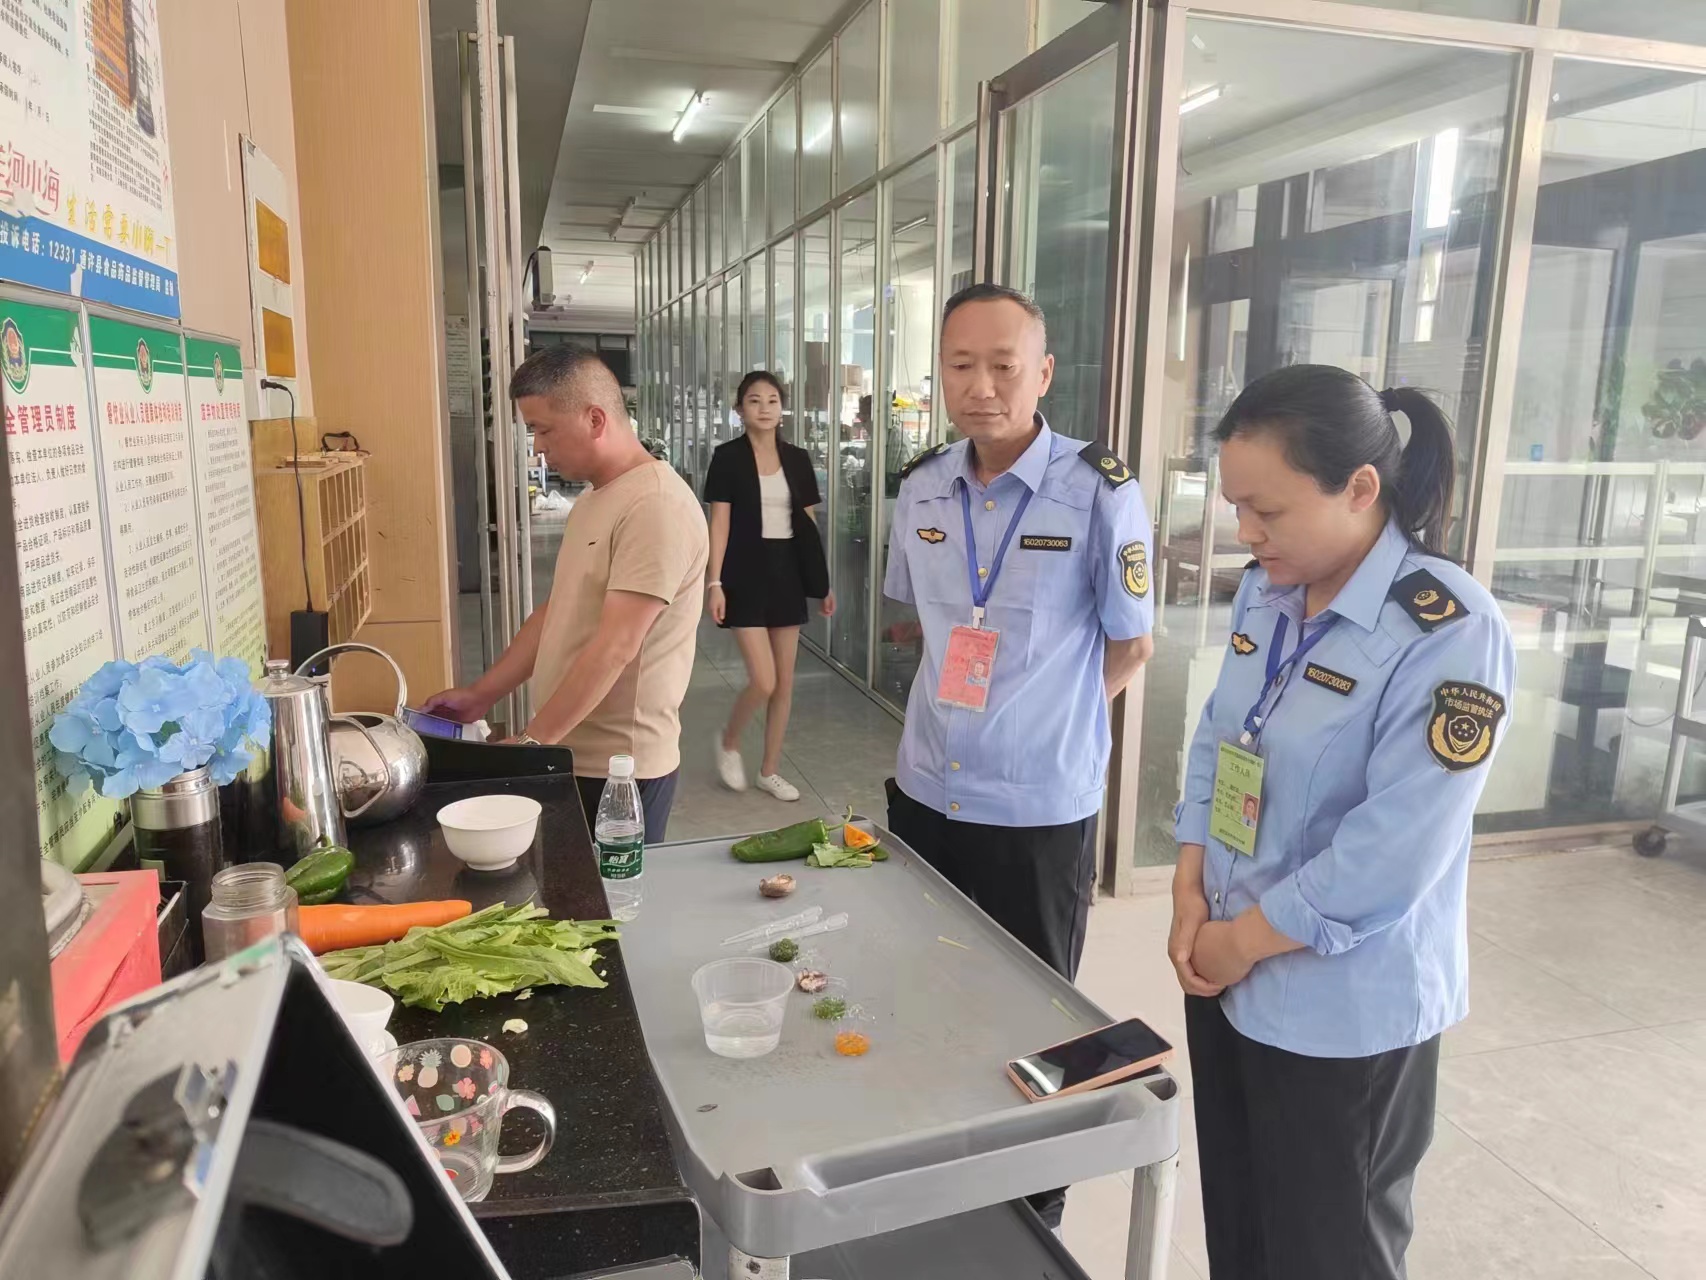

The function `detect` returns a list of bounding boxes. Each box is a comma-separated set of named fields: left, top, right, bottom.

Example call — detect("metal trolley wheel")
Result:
left=1634, top=826, right=1669, bottom=858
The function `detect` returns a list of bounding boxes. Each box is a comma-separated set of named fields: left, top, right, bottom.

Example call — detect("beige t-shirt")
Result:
left=531, top=460, right=708, bottom=779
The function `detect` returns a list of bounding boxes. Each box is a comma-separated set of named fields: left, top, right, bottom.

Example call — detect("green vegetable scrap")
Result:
left=812, top=996, right=848, bottom=1021
left=318, top=902, right=618, bottom=1012
left=805, top=841, right=889, bottom=869
left=731, top=819, right=831, bottom=863
left=768, top=937, right=800, bottom=963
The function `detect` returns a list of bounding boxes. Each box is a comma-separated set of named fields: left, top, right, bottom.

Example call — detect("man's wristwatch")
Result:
left=514, top=732, right=543, bottom=746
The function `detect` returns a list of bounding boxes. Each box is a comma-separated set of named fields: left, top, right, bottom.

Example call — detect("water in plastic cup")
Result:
left=691, top=957, right=794, bottom=1059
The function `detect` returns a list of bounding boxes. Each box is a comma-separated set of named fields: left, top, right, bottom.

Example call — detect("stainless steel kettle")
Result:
left=296, top=644, right=428, bottom=827
left=259, top=659, right=346, bottom=858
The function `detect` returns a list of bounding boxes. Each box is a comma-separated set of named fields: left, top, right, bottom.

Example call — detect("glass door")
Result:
left=974, top=5, right=1142, bottom=891
left=982, top=6, right=1134, bottom=445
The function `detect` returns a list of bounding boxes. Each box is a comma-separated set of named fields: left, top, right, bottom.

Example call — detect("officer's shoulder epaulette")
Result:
left=1390, top=567, right=1470, bottom=633
left=1077, top=441, right=1134, bottom=488
left=900, top=442, right=949, bottom=479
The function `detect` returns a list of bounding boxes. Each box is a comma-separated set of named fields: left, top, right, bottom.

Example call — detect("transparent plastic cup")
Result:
left=691, top=957, right=794, bottom=1059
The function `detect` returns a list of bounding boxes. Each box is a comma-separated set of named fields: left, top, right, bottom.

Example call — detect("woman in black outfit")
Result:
left=704, top=372, right=834, bottom=802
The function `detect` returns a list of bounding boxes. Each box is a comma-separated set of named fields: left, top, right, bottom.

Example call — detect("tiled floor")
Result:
left=1061, top=835, right=1706, bottom=1280
left=473, top=531, right=1706, bottom=1280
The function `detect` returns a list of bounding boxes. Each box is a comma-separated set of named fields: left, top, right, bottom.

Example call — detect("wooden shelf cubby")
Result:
left=255, top=455, right=372, bottom=657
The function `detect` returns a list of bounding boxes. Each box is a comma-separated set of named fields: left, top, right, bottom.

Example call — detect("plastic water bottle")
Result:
left=595, top=754, right=644, bottom=922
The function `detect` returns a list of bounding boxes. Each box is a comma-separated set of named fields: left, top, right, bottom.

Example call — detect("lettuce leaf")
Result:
left=319, top=902, right=619, bottom=1011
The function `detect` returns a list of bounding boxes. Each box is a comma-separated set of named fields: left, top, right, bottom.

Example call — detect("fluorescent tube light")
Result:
left=1180, top=85, right=1222, bottom=116
left=672, top=92, right=709, bottom=143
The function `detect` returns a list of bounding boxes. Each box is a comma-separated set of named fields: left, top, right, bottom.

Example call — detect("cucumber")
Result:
left=731, top=819, right=831, bottom=863
left=285, top=846, right=355, bottom=900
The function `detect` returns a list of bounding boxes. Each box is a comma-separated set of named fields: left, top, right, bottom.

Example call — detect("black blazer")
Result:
left=703, top=433, right=831, bottom=600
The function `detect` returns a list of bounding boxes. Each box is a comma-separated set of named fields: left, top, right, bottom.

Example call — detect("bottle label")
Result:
left=597, top=836, right=644, bottom=881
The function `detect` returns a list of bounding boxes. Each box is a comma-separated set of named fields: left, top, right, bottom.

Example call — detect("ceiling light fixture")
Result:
left=1180, top=85, right=1223, bottom=115
left=578, top=260, right=595, bottom=284
left=672, top=91, right=709, bottom=143
left=610, top=195, right=639, bottom=240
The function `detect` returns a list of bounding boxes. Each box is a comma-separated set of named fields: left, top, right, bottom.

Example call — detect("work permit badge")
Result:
left=934, top=484, right=1033, bottom=713
left=1210, top=739, right=1264, bottom=857
left=937, top=622, right=1000, bottom=711
left=1208, top=611, right=1339, bottom=858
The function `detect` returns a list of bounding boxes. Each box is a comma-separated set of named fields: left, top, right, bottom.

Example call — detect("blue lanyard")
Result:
left=958, top=483, right=1034, bottom=627
left=1241, top=613, right=1337, bottom=744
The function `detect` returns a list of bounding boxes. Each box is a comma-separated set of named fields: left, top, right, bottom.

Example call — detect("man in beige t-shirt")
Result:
left=424, top=347, right=707, bottom=838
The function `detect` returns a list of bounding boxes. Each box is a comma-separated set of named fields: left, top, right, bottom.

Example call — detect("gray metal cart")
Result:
left=619, top=822, right=1180, bottom=1279
left=1638, top=614, right=1706, bottom=857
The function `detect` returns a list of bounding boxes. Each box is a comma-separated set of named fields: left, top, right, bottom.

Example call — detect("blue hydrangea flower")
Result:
left=52, top=654, right=273, bottom=802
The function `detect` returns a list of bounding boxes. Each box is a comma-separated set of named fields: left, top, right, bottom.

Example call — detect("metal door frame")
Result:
left=973, top=1, right=1152, bottom=895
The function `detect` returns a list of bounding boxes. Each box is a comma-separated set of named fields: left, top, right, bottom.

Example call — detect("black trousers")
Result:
left=575, top=769, right=679, bottom=845
left=1186, top=995, right=1440, bottom=1280
left=886, top=778, right=1097, bottom=1229
left=885, top=779, right=1097, bottom=981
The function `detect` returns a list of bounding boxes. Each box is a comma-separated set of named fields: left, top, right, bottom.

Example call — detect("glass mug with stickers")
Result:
left=386, top=1037, right=556, bottom=1201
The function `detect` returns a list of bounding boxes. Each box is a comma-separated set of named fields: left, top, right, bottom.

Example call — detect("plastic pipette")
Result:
left=721, top=905, right=823, bottom=947
left=748, top=912, right=848, bottom=952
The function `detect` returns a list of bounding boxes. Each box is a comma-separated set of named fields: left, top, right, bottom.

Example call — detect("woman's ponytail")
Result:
left=1214, top=365, right=1460, bottom=559
left=1382, top=386, right=1455, bottom=557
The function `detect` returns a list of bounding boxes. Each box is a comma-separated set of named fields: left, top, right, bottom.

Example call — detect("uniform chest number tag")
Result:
left=1303, top=663, right=1356, bottom=695
left=1428, top=681, right=1506, bottom=771
left=1210, top=740, right=1264, bottom=857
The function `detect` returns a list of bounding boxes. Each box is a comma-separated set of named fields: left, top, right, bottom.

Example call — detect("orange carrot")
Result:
left=296, top=900, right=472, bottom=954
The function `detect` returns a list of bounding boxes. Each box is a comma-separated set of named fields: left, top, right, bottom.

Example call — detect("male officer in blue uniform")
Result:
left=883, top=283, right=1155, bottom=985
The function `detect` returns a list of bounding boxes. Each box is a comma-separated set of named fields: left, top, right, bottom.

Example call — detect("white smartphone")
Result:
left=1006, top=1017, right=1174, bottom=1102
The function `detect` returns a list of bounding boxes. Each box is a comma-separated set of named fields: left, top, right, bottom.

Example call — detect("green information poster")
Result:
left=185, top=338, right=265, bottom=678
left=1, top=299, right=123, bottom=868
left=90, top=315, right=209, bottom=663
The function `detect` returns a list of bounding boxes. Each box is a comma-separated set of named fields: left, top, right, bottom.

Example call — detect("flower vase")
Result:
left=131, top=766, right=224, bottom=965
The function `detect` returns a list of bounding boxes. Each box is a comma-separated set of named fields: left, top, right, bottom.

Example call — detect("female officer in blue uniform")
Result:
left=1170, top=365, right=1516, bottom=1279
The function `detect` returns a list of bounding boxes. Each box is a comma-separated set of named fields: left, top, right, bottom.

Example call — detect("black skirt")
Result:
left=721, top=538, right=809, bottom=629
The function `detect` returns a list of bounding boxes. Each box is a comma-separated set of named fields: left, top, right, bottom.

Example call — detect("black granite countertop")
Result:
left=343, top=775, right=698, bottom=1280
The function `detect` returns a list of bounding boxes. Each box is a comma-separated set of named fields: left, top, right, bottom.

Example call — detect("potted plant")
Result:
left=50, top=652, right=271, bottom=955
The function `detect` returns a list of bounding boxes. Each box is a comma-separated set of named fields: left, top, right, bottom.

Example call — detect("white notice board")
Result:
left=185, top=335, right=266, bottom=677
left=89, top=313, right=208, bottom=663
left=1, top=296, right=122, bottom=867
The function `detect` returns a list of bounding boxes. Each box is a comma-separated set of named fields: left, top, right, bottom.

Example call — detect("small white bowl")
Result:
left=326, top=978, right=394, bottom=1055
left=436, top=793, right=543, bottom=871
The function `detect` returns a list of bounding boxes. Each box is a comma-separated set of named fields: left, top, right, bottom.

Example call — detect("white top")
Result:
left=758, top=467, right=793, bottom=539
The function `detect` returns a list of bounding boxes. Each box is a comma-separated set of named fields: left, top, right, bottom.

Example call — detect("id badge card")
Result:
left=936, top=624, right=1000, bottom=711
left=1209, top=739, right=1265, bottom=857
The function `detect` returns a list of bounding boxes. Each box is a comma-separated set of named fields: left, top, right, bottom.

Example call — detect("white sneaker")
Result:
left=755, top=773, right=800, bottom=802
left=715, top=735, right=747, bottom=791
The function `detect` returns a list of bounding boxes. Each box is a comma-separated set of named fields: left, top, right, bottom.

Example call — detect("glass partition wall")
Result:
left=638, top=0, right=1706, bottom=864
left=638, top=0, right=1061, bottom=708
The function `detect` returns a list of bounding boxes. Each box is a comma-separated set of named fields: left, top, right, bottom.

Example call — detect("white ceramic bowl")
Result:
left=436, top=794, right=543, bottom=871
